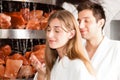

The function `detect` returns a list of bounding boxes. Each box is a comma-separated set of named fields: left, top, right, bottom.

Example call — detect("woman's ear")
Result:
left=68, top=30, right=75, bottom=39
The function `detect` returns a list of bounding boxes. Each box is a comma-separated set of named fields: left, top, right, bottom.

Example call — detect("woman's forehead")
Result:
left=49, top=18, right=65, bottom=28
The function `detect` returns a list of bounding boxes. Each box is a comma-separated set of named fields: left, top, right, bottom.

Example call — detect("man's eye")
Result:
left=78, top=21, right=81, bottom=24
left=77, top=19, right=81, bottom=23
left=85, top=19, right=90, bottom=23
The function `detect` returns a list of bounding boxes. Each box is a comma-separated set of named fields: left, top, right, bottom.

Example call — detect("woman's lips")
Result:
left=49, top=40, right=55, bottom=43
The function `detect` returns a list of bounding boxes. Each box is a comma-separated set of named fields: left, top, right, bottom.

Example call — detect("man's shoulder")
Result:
left=105, top=37, right=120, bottom=44
left=102, top=37, right=120, bottom=49
left=110, top=39, right=120, bottom=45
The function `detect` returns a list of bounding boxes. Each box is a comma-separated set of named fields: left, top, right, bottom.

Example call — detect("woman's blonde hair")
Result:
left=45, top=10, right=94, bottom=79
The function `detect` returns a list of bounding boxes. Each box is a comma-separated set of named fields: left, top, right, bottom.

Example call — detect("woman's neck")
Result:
left=57, top=47, right=66, bottom=59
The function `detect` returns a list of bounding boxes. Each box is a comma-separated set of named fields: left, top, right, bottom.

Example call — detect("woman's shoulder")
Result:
left=70, top=59, right=83, bottom=65
left=68, top=59, right=86, bottom=70
left=63, top=56, right=90, bottom=72
left=68, top=59, right=96, bottom=80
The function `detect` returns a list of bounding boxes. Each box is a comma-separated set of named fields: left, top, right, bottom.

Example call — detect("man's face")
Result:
left=78, top=9, right=100, bottom=40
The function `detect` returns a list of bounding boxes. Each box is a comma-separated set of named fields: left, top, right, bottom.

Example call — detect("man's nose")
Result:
left=79, top=21, right=85, bottom=29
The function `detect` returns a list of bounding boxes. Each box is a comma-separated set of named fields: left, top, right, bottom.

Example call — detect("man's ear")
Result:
left=68, top=30, right=75, bottom=39
left=98, top=19, right=105, bottom=28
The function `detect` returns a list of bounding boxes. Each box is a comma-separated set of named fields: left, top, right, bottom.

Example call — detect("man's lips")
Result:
left=80, top=30, right=85, bottom=33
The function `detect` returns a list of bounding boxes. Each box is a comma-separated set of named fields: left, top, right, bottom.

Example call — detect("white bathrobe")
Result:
left=84, top=37, right=120, bottom=80
left=34, top=56, right=96, bottom=80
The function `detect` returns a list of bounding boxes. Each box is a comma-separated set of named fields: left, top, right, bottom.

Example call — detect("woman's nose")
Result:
left=47, top=31, right=54, bottom=38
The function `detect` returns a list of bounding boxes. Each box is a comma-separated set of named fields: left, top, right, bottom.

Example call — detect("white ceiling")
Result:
left=91, top=0, right=120, bottom=20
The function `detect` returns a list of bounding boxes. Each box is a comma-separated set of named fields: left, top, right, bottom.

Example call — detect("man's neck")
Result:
left=85, top=35, right=104, bottom=59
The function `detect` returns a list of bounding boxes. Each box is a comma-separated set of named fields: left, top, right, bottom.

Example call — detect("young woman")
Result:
left=30, top=10, right=95, bottom=80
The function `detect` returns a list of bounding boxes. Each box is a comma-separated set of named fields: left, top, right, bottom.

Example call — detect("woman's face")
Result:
left=46, top=18, right=72, bottom=50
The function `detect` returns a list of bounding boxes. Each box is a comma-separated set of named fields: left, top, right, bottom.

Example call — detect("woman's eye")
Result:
left=85, top=19, right=90, bottom=23
left=55, top=30, right=59, bottom=33
left=46, top=28, right=51, bottom=32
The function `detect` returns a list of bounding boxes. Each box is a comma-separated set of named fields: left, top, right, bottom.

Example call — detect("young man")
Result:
left=77, top=1, right=120, bottom=80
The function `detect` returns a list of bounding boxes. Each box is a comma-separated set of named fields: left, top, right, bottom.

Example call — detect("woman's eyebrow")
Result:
left=48, top=25, right=60, bottom=28
left=54, top=25, right=61, bottom=28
